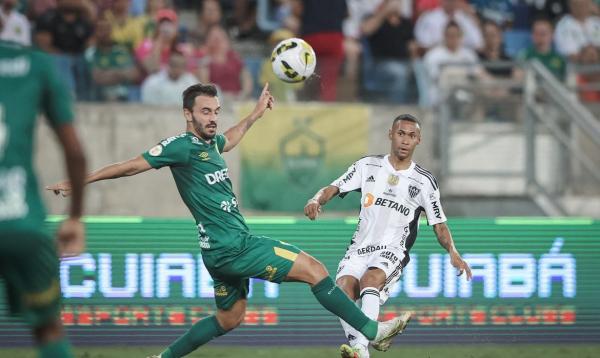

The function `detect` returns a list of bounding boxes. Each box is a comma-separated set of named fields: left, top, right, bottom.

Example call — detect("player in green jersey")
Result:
left=48, top=83, right=410, bottom=358
left=0, top=40, right=87, bottom=358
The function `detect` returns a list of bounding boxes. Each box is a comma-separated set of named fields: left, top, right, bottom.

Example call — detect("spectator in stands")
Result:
left=86, top=16, right=141, bottom=101
left=293, top=0, right=347, bottom=102
left=234, top=0, right=265, bottom=40
left=259, top=28, right=302, bottom=102
left=415, top=0, right=483, bottom=51
left=26, top=0, right=56, bottom=20
left=141, top=50, right=198, bottom=104
left=518, top=18, right=566, bottom=80
left=361, top=0, right=418, bottom=103
left=554, top=0, right=600, bottom=63
left=342, top=0, right=383, bottom=101
left=0, top=0, right=31, bottom=45
left=478, top=21, right=514, bottom=78
left=190, top=0, right=223, bottom=46
left=195, top=25, right=253, bottom=100
left=139, top=0, right=169, bottom=38
left=105, top=0, right=145, bottom=51
left=423, top=21, right=482, bottom=105
left=135, top=8, right=191, bottom=74
left=34, top=0, right=94, bottom=99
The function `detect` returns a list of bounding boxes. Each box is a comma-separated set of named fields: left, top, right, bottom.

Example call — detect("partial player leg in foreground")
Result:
left=150, top=250, right=409, bottom=358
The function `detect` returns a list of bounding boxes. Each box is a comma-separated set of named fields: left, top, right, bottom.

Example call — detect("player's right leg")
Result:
left=0, top=229, right=74, bottom=358
left=155, top=282, right=247, bottom=358
left=284, top=252, right=408, bottom=346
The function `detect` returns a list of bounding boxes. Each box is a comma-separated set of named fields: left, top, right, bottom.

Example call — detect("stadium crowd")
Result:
left=1, top=0, right=599, bottom=105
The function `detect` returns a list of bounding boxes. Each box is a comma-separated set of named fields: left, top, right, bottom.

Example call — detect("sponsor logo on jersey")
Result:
left=191, top=136, right=202, bottom=145
left=383, top=188, right=396, bottom=197
left=342, top=166, right=356, bottom=184
left=408, top=185, right=421, bottom=198
left=199, top=151, right=210, bottom=161
left=364, top=193, right=411, bottom=216
left=356, top=244, right=387, bottom=255
left=432, top=200, right=442, bottom=219
left=0, top=56, right=30, bottom=76
left=363, top=193, right=375, bottom=207
left=388, top=174, right=399, bottom=186
left=148, top=145, right=163, bottom=156
left=379, top=251, right=399, bottom=264
left=205, top=168, right=229, bottom=185
left=429, top=192, right=437, bottom=201
left=160, top=133, right=187, bottom=147
left=366, top=175, right=375, bottom=182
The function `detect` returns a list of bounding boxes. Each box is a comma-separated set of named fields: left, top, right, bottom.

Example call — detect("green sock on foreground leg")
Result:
left=39, top=338, right=73, bottom=358
left=161, top=315, right=227, bottom=358
left=311, top=276, right=378, bottom=340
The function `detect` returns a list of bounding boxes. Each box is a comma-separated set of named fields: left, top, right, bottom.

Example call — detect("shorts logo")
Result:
left=264, top=265, right=278, bottom=281
left=357, top=245, right=387, bottom=255
left=388, top=174, right=399, bottom=186
left=148, top=145, right=163, bottom=157
left=380, top=261, right=389, bottom=269
left=363, top=193, right=375, bottom=207
left=379, top=251, right=399, bottom=264
left=408, top=185, right=420, bottom=198
left=215, top=286, right=228, bottom=297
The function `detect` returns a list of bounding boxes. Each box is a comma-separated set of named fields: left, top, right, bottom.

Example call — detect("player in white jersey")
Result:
left=305, top=114, right=472, bottom=358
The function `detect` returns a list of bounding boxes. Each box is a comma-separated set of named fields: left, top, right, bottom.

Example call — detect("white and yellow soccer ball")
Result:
left=271, top=38, right=316, bottom=83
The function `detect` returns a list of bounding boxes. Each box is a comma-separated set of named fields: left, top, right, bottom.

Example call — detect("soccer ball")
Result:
left=271, top=38, right=316, bottom=83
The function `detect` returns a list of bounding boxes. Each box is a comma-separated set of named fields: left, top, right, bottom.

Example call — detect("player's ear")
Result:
left=388, top=128, right=393, bottom=140
left=183, top=108, right=193, bottom=122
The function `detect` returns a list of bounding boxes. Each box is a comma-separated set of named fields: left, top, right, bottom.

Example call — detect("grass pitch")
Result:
left=0, top=344, right=599, bottom=358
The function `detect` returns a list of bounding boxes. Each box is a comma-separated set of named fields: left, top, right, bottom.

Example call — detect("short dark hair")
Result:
left=393, top=114, right=421, bottom=129
left=445, top=20, right=461, bottom=33
left=532, top=16, right=553, bottom=29
left=182, top=83, right=218, bottom=111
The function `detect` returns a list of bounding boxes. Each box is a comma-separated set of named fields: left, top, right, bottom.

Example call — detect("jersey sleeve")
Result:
left=330, top=160, right=363, bottom=197
left=215, top=134, right=227, bottom=153
left=40, top=53, right=74, bottom=126
left=420, top=183, right=447, bottom=226
left=142, top=135, right=191, bottom=169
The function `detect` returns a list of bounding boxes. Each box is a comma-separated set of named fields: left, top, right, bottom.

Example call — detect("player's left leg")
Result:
left=0, top=229, right=74, bottom=358
left=157, top=280, right=247, bottom=358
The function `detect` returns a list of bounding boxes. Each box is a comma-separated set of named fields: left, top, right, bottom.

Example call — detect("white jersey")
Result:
left=331, top=154, right=447, bottom=267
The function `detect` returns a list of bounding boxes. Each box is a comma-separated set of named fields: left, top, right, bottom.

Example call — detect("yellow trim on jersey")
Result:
left=274, top=247, right=298, bottom=262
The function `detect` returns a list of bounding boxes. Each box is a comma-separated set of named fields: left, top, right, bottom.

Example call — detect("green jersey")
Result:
left=518, top=47, right=566, bottom=81
left=142, top=132, right=249, bottom=253
left=0, top=41, right=74, bottom=232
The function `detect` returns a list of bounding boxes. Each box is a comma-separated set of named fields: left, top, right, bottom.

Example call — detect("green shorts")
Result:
left=0, top=229, right=61, bottom=328
left=202, top=234, right=302, bottom=310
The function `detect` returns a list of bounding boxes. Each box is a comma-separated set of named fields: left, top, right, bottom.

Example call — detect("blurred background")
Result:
left=1, top=0, right=600, bottom=356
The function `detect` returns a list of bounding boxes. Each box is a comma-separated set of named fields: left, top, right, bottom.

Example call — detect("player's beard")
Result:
left=191, top=114, right=217, bottom=141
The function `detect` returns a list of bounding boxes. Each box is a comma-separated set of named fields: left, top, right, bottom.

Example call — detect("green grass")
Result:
left=0, top=345, right=599, bottom=358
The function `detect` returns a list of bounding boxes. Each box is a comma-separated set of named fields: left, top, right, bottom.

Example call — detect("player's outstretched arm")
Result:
left=304, top=185, right=340, bottom=220
left=54, top=123, right=87, bottom=257
left=46, top=155, right=152, bottom=197
left=433, top=223, right=472, bottom=280
left=222, top=83, right=274, bottom=152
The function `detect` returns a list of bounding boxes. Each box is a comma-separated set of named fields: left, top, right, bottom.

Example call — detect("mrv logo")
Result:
left=60, top=253, right=278, bottom=299
left=389, top=237, right=576, bottom=299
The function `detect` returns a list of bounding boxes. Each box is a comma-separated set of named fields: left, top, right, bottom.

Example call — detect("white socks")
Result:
left=340, top=287, right=381, bottom=357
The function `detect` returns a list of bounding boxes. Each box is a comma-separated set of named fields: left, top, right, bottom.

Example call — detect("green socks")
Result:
left=161, top=315, right=227, bottom=358
left=311, top=276, right=378, bottom=340
left=39, top=339, right=73, bottom=358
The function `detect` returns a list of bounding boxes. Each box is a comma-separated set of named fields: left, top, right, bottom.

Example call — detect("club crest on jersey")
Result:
left=408, top=185, right=421, bottom=198
left=388, top=174, right=399, bottom=186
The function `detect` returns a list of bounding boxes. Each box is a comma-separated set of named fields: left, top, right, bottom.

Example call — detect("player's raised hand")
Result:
left=304, top=199, right=322, bottom=220
left=46, top=181, right=72, bottom=197
left=252, top=83, right=275, bottom=118
left=451, top=252, right=472, bottom=280
left=56, top=217, right=85, bottom=257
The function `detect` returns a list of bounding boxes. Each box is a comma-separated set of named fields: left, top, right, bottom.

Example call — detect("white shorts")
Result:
left=335, top=246, right=404, bottom=305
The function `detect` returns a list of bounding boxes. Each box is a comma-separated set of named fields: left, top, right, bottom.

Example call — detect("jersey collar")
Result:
left=383, top=154, right=415, bottom=176
left=187, top=131, right=214, bottom=146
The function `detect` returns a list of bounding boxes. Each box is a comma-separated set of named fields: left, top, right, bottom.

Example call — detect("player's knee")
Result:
left=359, top=269, right=386, bottom=290
left=33, top=318, right=64, bottom=344
left=217, top=309, right=246, bottom=331
left=308, top=258, right=329, bottom=283
left=336, top=276, right=359, bottom=300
